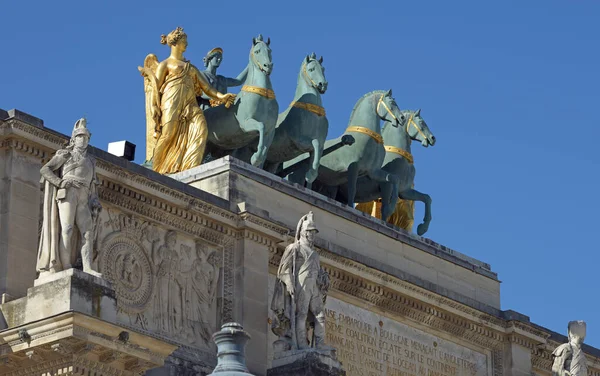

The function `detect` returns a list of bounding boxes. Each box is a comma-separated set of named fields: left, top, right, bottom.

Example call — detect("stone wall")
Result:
left=1, top=109, right=600, bottom=376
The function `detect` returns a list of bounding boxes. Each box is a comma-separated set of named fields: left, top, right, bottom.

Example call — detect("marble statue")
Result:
left=203, top=34, right=279, bottom=167
left=197, top=47, right=248, bottom=110
left=36, top=118, right=103, bottom=279
left=271, top=212, right=330, bottom=351
left=263, top=53, right=328, bottom=188
left=350, top=110, right=436, bottom=235
left=552, top=321, right=588, bottom=376
left=139, top=26, right=236, bottom=174
left=284, top=90, right=405, bottom=206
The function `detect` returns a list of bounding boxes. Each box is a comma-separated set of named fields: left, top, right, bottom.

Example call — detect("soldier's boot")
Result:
left=296, top=314, right=310, bottom=349
left=313, top=313, right=330, bottom=350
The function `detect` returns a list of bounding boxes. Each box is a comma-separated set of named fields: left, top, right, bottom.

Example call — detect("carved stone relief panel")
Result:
left=96, top=208, right=224, bottom=349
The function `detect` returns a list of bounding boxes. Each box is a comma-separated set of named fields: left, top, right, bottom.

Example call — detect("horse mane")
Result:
left=349, top=90, right=387, bottom=121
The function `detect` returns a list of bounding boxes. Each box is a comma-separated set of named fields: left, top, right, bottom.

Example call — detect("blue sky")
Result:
left=2, top=1, right=599, bottom=346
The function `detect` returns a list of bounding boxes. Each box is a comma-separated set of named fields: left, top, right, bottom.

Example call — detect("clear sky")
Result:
left=2, top=1, right=599, bottom=346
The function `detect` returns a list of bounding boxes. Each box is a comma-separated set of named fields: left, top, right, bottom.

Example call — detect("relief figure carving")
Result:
left=151, top=230, right=183, bottom=334
left=181, top=240, right=219, bottom=346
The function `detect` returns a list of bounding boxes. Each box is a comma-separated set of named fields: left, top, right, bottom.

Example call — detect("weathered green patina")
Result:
left=286, top=90, right=405, bottom=204
left=203, top=35, right=279, bottom=167
left=264, top=53, right=328, bottom=187
left=197, top=48, right=248, bottom=110
left=338, top=110, right=436, bottom=235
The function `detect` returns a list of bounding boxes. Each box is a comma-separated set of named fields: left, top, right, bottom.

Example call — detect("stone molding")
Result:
left=0, top=312, right=176, bottom=375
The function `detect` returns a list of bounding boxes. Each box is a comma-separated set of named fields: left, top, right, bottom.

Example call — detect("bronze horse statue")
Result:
left=339, top=110, right=436, bottom=235
left=203, top=34, right=279, bottom=167
left=286, top=90, right=406, bottom=204
left=264, top=53, right=328, bottom=187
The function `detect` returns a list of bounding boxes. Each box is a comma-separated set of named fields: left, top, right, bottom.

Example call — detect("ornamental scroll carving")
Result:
left=97, top=210, right=222, bottom=348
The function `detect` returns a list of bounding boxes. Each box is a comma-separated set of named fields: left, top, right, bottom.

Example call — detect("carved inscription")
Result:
left=324, top=299, right=488, bottom=376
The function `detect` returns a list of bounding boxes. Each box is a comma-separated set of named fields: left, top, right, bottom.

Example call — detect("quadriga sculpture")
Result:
left=203, top=34, right=279, bottom=167
left=264, top=53, right=328, bottom=187
left=348, top=109, right=436, bottom=235
left=287, top=90, right=405, bottom=205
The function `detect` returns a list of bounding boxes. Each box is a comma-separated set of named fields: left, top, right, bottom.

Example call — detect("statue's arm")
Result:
left=152, top=61, right=168, bottom=111
left=40, top=151, right=69, bottom=187
left=225, top=66, right=248, bottom=87
left=155, top=61, right=168, bottom=91
left=551, top=344, right=570, bottom=376
left=192, top=66, right=230, bottom=102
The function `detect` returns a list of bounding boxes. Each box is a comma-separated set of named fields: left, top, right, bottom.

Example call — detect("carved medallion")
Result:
left=99, top=233, right=154, bottom=313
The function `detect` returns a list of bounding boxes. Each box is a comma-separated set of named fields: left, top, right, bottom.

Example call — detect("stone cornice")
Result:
left=192, top=156, right=497, bottom=279
left=0, top=312, right=177, bottom=375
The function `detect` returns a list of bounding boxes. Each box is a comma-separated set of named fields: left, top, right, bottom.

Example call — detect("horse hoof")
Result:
left=417, top=223, right=429, bottom=236
left=250, top=154, right=261, bottom=167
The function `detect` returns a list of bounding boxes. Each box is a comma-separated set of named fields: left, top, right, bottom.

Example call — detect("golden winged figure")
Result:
left=139, top=27, right=235, bottom=174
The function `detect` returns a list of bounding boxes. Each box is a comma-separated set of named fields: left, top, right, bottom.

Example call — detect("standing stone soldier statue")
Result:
left=271, top=211, right=330, bottom=351
left=36, top=118, right=103, bottom=279
left=552, top=320, right=588, bottom=376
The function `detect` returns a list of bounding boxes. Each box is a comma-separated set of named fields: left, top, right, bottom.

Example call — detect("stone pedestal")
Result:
left=208, top=322, right=254, bottom=375
left=0, top=269, right=177, bottom=375
left=268, top=349, right=345, bottom=376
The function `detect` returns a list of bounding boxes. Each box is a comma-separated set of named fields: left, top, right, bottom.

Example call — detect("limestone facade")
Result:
left=0, top=109, right=599, bottom=376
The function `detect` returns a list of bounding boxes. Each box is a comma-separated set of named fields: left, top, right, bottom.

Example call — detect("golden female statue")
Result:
left=139, top=27, right=235, bottom=174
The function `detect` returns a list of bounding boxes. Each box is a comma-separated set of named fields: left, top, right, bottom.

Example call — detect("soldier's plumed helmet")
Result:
left=303, top=211, right=318, bottom=232
left=71, top=118, right=91, bottom=139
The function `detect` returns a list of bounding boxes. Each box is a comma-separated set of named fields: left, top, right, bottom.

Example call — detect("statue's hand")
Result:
left=90, top=197, right=102, bottom=211
left=221, top=93, right=236, bottom=108
left=60, top=179, right=83, bottom=189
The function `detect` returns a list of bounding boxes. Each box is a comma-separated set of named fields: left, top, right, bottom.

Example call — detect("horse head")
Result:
left=250, top=34, right=273, bottom=75
left=404, top=109, right=436, bottom=147
left=377, top=89, right=405, bottom=127
left=303, top=52, right=328, bottom=94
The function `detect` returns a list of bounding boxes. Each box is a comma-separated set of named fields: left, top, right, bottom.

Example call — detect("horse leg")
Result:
left=305, top=138, right=323, bottom=186
left=345, top=162, right=359, bottom=206
left=380, top=182, right=398, bottom=221
left=367, top=168, right=400, bottom=185
left=238, top=118, right=267, bottom=167
left=398, top=188, right=432, bottom=236
left=263, top=161, right=280, bottom=175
